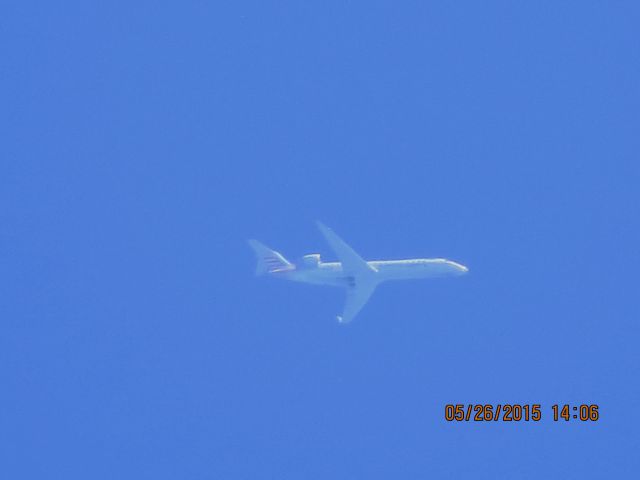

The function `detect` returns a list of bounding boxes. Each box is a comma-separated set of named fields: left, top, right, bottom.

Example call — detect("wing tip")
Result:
left=315, top=220, right=328, bottom=232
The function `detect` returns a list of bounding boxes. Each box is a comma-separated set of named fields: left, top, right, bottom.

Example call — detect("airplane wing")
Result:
left=316, top=221, right=376, bottom=275
left=339, top=280, right=377, bottom=324
left=316, top=222, right=379, bottom=323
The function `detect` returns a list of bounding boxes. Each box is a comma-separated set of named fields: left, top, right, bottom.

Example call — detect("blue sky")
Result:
left=2, top=1, right=639, bottom=478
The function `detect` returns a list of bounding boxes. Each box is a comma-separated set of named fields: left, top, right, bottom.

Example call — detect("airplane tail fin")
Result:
left=247, top=240, right=294, bottom=275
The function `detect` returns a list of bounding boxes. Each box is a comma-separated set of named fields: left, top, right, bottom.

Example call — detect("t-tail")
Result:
left=247, top=239, right=294, bottom=275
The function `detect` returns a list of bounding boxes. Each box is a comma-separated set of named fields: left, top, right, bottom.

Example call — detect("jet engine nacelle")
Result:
left=301, top=254, right=321, bottom=267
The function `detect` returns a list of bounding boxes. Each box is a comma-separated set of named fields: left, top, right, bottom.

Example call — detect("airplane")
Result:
left=248, top=221, right=468, bottom=323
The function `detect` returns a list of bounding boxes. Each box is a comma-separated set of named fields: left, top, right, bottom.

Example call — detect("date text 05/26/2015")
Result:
left=444, top=404, right=599, bottom=422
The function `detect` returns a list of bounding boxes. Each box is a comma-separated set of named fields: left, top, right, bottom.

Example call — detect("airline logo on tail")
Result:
left=247, top=239, right=294, bottom=275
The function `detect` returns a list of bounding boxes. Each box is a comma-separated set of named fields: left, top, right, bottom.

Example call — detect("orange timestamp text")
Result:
left=444, top=404, right=600, bottom=422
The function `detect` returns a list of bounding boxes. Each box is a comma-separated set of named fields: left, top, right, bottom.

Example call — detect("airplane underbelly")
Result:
left=291, top=268, right=345, bottom=287
left=377, top=265, right=438, bottom=280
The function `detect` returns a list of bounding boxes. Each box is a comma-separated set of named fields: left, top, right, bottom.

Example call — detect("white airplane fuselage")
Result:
left=249, top=222, right=468, bottom=323
left=275, top=258, right=468, bottom=287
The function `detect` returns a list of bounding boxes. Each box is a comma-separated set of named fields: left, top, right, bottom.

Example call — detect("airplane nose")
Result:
left=449, top=261, right=469, bottom=274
